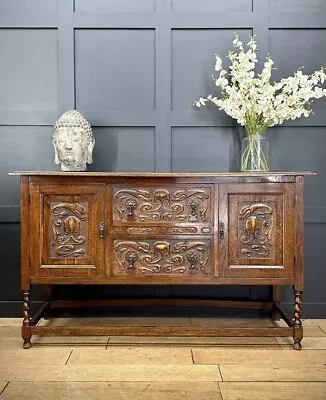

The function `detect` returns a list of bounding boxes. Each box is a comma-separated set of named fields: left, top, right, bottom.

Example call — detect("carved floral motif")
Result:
left=113, top=188, right=211, bottom=223
left=238, top=203, right=274, bottom=258
left=113, top=239, right=211, bottom=275
left=50, top=202, right=88, bottom=258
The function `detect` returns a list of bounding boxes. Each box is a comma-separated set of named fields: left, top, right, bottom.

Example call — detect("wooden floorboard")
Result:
left=0, top=364, right=220, bottom=382
left=192, top=348, right=326, bottom=365
left=0, top=381, right=223, bottom=400
left=219, top=365, right=326, bottom=382
left=219, top=382, right=326, bottom=400
left=0, top=318, right=326, bottom=398
left=276, top=337, right=326, bottom=349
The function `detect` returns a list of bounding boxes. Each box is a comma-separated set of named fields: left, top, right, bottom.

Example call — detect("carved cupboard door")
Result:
left=29, top=183, right=105, bottom=278
left=219, top=183, right=295, bottom=279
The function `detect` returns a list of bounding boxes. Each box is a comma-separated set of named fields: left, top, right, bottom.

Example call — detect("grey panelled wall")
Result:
left=0, top=0, right=326, bottom=317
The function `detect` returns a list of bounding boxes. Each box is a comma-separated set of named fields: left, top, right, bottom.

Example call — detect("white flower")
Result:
left=314, top=87, right=324, bottom=98
left=194, top=33, right=326, bottom=136
left=215, top=55, right=222, bottom=71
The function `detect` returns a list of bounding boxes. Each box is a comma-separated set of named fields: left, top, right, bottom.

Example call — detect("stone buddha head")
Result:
left=53, top=110, right=95, bottom=171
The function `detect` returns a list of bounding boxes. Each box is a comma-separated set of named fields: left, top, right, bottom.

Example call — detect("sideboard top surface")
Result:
left=9, top=171, right=315, bottom=177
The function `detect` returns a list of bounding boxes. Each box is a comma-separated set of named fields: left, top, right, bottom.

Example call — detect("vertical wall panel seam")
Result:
left=252, top=0, right=269, bottom=73
left=57, top=0, right=75, bottom=114
left=154, top=0, right=173, bottom=172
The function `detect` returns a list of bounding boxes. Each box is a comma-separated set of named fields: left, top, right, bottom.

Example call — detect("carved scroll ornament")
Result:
left=50, top=202, right=88, bottom=258
left=113, top=188, right=211, bottom=223
left=239, top=203, right=274, bottom=258
left=113, top=239, right=211, bottom=275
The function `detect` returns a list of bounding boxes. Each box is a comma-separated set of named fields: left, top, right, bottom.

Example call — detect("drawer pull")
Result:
left=219, top=222, right=225, bottom=239
left=188, top=200, right=199, bottom=222
left=125, top=251, right=138, bottom=268
left=125, top=199, right=137, bottom=217
left=99, top=222, right=105, bottom=238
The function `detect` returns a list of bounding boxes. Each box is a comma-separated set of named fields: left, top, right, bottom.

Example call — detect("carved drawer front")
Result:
left=111, top=238, right=213, bottom=276
left=220, top=184, right=295, bottom=279
left=30, top=184, right=105, bottom=278
left=111, top=186, right=212, bottom=226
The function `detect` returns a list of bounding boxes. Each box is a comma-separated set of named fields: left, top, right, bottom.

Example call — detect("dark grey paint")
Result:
left=171, top=127, right=240, bottom=172
left=75, top=0, right=155, bottom=13
left=0, top=0, right=326, bottom=317
left=172, top=0, right=252, bottom=13
left=0, top=29, right=58, bottom=110
left=90, top=127, right=155, bottom=172
left=75, top=29, right=155, bottom=111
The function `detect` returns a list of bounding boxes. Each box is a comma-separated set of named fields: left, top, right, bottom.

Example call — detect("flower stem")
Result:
left=241, top=136, right=269, bottom=171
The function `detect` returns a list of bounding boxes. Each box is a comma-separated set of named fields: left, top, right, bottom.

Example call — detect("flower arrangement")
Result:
left=194, top=33, right=326, bottom=171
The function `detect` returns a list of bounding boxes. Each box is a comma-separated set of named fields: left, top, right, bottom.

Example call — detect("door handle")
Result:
left=99, top=222, right=105, bottom=238
left=219, top=222, right=225, bottom=239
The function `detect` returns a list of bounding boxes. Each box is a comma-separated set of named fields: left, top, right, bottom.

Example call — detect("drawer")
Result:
left=111, top=238, right=213, bottom=276
left=111, top=185, right=213, bottom=225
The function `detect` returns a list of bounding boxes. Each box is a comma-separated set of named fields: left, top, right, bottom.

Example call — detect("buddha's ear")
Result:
left=87, top=139, right=95, bottom=163
left=53, top=142, right=60, bottom=164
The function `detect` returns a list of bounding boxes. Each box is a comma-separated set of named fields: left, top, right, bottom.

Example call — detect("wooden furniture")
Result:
left=11, top=171, right=313, bottom=350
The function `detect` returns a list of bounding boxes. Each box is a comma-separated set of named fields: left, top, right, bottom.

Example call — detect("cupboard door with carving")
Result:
left=30, top=184, right=105, bottom=278
left=219, top=183, right=295, bottom=279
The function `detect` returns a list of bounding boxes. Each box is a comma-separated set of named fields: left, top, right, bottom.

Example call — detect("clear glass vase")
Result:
left=241, top=136, right=269, bottom=172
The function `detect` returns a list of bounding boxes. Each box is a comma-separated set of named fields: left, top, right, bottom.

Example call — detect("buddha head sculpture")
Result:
left=53, top=110, right=95, bottom=171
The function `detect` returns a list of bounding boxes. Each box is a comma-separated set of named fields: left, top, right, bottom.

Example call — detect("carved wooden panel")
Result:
left=228, top=193, right=283, bottom=266
left=112, top=186, right=212, bottom=224
left=29, top=183, right=105, bottom=278
left=221, top=183, right=295, bottom=279
left=50, top=202, right=88, bottom=258
left=238, top=202, right=275, bottom=259
left=112, top=239, right=212, bottom=276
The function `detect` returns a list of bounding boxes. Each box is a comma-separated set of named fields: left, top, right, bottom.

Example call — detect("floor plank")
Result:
left=219, top=365, right=326, bottom=382
left=0, top=319, right=21, bottom=327
left=0, top=348, right=71, bottom=365
left=0, top=381, right=222, bottom=400
left=0, top=337, right=109, bottom=350
left=300, top=326, right=326, bottom=337
left=0, top=364, right=221, bottom=382
left=192, top=348, right=326, bottom=365
left=219, top=382, right=326, bottom=400
left=0, top=327, right=20, bottom=338
left=33, top=335, right=109, bottom=346
left=108, top=336, right=280, bottom=346
left=0, top=382, right=8, bottom=394
left=276, top=337, right=326, bottom=349
left=303, top=319, right=326, bottom=326
left=68, top=347, right=193, bottom=365
left=0, top=338, right=23, bottom=350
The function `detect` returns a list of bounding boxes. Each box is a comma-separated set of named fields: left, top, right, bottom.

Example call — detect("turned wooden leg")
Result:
left=22, top=290, right=32, bottom=349
left=293, top=288, right=303, bottom=351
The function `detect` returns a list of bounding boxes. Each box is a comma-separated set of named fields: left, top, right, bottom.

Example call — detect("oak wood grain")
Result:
left=219, top=382, right=326, bottom=400
left=13, top=172, right=310, bottom=346
left=0, top=381, right=223, bottom=400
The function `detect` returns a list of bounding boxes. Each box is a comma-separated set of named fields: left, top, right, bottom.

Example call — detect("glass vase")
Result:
left=241, top=135, right=269, bottom=172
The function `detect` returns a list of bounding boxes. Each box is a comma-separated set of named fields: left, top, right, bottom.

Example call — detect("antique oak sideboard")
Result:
left=11, top=171, right=313, bottom=349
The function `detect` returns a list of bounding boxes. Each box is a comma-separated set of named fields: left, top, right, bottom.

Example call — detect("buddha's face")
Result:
left=54, top=127, right=89, bottom=171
